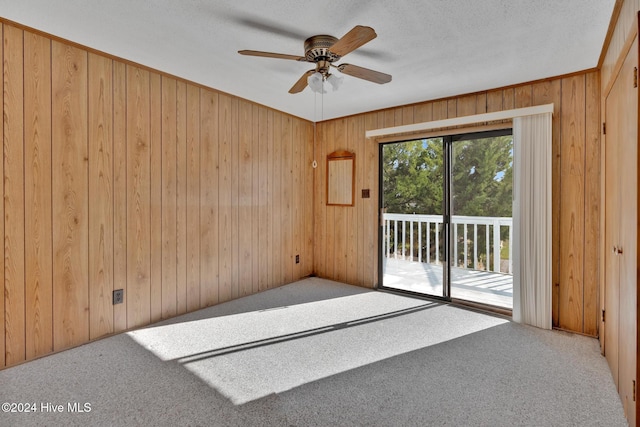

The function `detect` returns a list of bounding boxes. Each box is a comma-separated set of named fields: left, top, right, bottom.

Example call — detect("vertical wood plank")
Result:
left=230, top=97, right=239, bottom=298
left=258, top=106, right=269, bottom=291
left=345, top=116, right=358, bottom=285
left=112, top=61, right=127, bottom=332
left=292, top=117, right=302, bottom=281
left=282, top=115, right=293, bottom=283
left=601, top=0, right=640, bottom=90
left=185, top=84, right=200, bottom=312
left=24, top=31, right=53, bottom=360
left=176, top=81, right=187, bottom=314
left=515, top=85, right=533, bottom=108
left=532, top=79, right=562, bottom=327
left=583, top=71, right=600, bottom=336
left=161, top=76, right=177, bottom=319
left=238, top=100, right=252, bottom=296
left=559, top=74, right=586, bottom=332
left=252, top=106, right=261, bottom=288
left=272, top=112, right=283, bottom=286
left=52, top=41, right=89, bottom=351
left=313, top=119, right=324, bottom=279
left=149, top=72, right=162, bottom=323
left=393, top=108, right=403, bottom=128
left=88, top=52, right=113, bottom=340
left=384, top=110, right=395, bottom=128
left=401, top=106, right=414, bottom=125
left=457, top=95, right=476, bottom=117
left=266, top=110, right=275, bottom=287
left=433, top=100, right=448, bottom=121
left=414, top=102, right=433, bottom=123
left=476, top=92, right=487, bottom=114
left=3, top=25, right=25, bottom=364
left=447, top=99, right=457, bottom=118
left=304, top=121, right=314, bottom=278
left=364, top=112, right=379, bottom=285
left=323, top=120, right=335, bottom=279
left=598, top=75, right=606, bottom=352
left=0, top=21, right=4, bottom=367
left=126, top=65, right=151, bottom=329
left=486, top=90, right=503, bottom=113
left=503, top=88, right=515, bottom=110
left=205, top=91, right=222, bottom=305
left=354, top=115, right=365, bottom=286
left=200, top=89, right=219, bottom=307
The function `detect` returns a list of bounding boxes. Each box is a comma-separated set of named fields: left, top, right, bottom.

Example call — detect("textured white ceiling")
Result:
left=0, top=0, right=616, bottom=121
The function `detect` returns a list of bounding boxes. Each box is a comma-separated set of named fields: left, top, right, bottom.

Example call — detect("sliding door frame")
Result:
left=377, top=128, right=513, bottom=309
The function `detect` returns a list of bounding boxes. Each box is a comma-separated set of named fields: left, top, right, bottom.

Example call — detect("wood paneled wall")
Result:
left=314, top=71, right=601, bottom=336
left=601, top=0, right=640, bottom=90
left=599, top=3, right=639, bottom=423
left=600, top=3, right=639, bottom=340
left=0, top=22, right=314, bottom=368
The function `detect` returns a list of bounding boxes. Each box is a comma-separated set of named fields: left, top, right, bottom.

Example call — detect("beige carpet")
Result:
left=0, top=277, right=627, bottom=426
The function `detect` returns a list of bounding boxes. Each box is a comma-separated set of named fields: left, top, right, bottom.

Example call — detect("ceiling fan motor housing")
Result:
left=304, top=35, right=341, bottom=63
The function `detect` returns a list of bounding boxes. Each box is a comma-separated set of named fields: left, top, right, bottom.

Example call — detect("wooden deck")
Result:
left=382, top=258, right=513, bottom=309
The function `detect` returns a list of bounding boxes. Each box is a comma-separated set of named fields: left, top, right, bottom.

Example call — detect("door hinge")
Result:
left=602, top=309, right=605, bottom=323
left=634, top=67, right=638, bottom=88
left=633, top=380, right=636, bottom=402
left=602, top=122, right=606, bottom=135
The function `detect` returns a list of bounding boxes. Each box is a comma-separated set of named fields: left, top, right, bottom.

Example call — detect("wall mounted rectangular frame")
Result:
left=327, top=150, right=355, bottom=206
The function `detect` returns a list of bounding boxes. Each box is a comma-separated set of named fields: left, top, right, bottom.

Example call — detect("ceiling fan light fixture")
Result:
left=327, top=73, right=343, bottom=91
left=308, top=71, right=326, bottom=93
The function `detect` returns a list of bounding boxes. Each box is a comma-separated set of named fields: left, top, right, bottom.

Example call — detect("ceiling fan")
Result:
left=238, top=25, right=392, bottom=94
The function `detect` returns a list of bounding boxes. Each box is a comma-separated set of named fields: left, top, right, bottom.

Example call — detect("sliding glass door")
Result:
left=449, top=133, right=513, bottom=308
left=380, top=138, right=446, bottom=298
left=379, top=130, right=513, bottom=310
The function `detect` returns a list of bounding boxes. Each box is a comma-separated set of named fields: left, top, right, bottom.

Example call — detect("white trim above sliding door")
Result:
left=365, top=104, right=554, bottom=140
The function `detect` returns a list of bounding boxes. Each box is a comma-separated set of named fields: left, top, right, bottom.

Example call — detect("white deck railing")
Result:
left=382, top=213, right=513, bottom=274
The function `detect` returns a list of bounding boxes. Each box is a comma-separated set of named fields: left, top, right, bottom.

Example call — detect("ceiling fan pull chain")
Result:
left=312, top=91, right=318, bottom=169
left=321, top=83, right=324, bottom=121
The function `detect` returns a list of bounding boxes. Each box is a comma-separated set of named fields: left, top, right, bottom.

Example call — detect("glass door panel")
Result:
left=449, top=134, right=514, bottom=309
left=380, top=138, right=445, bottom=298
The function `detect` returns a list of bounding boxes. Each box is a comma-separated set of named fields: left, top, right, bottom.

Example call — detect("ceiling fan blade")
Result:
left=289, top=70, right=315, bottom=94
left=233, top=17, right=308, bottom=40
left=329, top=25, right=377, bottom=57
left=238, top=50, right=306, bottom=61
left=337, top=64, right=392, bottom=84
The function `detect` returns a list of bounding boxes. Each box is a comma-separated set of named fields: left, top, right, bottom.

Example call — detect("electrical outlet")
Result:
left=295, top=254, right=300, bottom=264
left=113, top=289, right=124, bottom=305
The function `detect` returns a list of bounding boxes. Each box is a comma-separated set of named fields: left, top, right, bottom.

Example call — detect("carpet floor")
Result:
left=0, top=277, right=627, bottom=426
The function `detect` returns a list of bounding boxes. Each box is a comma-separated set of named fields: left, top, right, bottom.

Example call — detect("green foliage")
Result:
left=382, top=135, right=513, bottom=218
left=451, top=135, right=513, bottom=217
left=382, top=138, right=444, bottom=215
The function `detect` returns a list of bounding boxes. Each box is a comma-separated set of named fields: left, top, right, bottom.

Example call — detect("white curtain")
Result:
left=512, top=113, right=552, bottom=329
